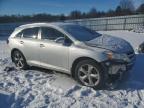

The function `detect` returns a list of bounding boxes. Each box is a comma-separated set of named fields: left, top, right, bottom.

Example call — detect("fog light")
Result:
left=108, top=65, right=126, bottom=75
left=109, top=65, right=121, bottom=74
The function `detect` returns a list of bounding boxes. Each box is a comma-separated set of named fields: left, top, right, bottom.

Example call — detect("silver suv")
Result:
left=8, top=23, right=135, bottom=89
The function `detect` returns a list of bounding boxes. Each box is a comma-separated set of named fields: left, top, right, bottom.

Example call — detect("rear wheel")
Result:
left=11, top=50, right=28, bottom=70
left=74, top=59, right=106, bottom=89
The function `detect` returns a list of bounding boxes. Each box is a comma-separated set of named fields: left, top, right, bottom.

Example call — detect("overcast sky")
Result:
left=0, top=0, right=143, bottom=15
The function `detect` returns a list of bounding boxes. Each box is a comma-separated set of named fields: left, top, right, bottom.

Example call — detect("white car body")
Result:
left=8, top=22, right=136, bottom=88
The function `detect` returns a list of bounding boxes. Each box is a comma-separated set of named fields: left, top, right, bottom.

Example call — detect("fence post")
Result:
left=123, top=18, right=126, bottom=30
left=143, top=15, right=144, bottom=27
left=105, top=19, right=108, bottom=31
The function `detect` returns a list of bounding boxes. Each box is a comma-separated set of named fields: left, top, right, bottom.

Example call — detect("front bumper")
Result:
left=100, top=58, right=135, bottom=89
left=101, top=57, right=136, bottom=82
left=105, top=60, right=134, bottom=74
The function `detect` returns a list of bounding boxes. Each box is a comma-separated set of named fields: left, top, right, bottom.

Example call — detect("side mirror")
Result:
left=64, top=38, right=73, bottom=46
left=55, top=37, right=73, bottom=46
left=55, top=37, right=65, bottom=44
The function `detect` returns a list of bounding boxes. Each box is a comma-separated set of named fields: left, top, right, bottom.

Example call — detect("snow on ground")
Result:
left=0, top=30, right=144, bottom=108
left=132, top=26, right=144, bottom=33
left=0, top=41, right=10, bottom=59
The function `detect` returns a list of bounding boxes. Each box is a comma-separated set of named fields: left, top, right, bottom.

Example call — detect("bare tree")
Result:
left=59, top=14, right=66, bottom=21
left=88, top=8, right=98, bottom=18
left=69, top=10, right=82, bottom=19
left=119, top=0, right=135, bottom=12
left=137, top=3, right=144, bottom=14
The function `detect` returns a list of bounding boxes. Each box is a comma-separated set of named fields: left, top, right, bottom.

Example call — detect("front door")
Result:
left=39, top=27, right=71, bottom=72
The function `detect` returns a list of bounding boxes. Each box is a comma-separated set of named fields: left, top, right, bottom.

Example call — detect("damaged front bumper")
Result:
left=101, top=57, right=136, bottom=86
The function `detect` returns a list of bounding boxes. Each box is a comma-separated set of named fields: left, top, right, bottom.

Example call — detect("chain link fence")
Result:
left=0, top=14, right=144, bottom=38
left=66, top=14, right=144, bottom=31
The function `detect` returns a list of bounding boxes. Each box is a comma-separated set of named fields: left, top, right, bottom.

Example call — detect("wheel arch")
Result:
left=11, top=48, right=25, bottom=62
left=71, top=57, right=102, bottom=78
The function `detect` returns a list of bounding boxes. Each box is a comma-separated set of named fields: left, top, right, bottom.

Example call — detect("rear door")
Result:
left=19, top=27, right=41, bottom=65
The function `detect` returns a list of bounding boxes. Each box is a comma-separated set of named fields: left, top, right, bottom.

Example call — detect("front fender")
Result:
left=69, top=46, right=108, bottom=71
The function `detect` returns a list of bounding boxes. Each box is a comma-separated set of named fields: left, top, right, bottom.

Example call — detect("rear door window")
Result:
left=22, top=27, right=39, bottom=39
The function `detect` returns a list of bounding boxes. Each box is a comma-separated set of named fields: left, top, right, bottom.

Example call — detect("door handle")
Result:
left=20, top=41, right=24, bottom=44
left=40, top=44, right=45, bottom=48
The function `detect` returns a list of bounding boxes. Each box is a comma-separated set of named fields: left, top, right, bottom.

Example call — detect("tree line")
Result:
left=0, top=0, right=144, bottom=23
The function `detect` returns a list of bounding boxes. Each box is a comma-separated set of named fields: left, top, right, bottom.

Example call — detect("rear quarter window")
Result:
left=15, top=32, right=22, bottom=38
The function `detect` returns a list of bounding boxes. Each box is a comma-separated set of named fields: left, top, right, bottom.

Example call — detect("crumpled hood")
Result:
left=85, top=34, right=133, bottom=53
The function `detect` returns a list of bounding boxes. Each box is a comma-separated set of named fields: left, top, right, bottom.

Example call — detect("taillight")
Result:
left=6, top=39, right=9, bottom=44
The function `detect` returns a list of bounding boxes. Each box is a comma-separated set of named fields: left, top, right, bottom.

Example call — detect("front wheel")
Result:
left=11, top=50, right=28, bottom=70
left=75, top=59, right=106, bottom=89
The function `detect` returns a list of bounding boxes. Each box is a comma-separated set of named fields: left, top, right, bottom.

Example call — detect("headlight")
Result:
left=104, top=51, right=130, bottom=62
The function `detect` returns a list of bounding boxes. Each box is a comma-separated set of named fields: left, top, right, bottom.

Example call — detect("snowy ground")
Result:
left=0, top=30, right=144, bottom=108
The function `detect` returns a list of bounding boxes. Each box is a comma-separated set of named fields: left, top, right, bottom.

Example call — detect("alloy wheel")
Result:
left=78, top=64, right=100, bottom=87
left=13, top=51, right=25, bottom=69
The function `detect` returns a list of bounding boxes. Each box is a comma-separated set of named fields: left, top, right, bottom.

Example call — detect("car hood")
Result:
left=85, top=34, right=133, bottom=53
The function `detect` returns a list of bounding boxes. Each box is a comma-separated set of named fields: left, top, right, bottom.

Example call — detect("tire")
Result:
left=11, top=50, right=28, bottom=70
left=74, top=59, right=106, bottom=89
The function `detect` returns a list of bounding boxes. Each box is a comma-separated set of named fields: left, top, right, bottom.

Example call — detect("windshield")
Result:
left=61, top=25, right=101, bottom=41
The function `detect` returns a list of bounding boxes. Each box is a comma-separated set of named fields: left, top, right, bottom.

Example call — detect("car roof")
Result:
left=16, top=22, right=76, bottom=30
left=12, top=22, right=78, bottom=42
